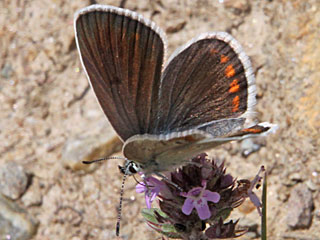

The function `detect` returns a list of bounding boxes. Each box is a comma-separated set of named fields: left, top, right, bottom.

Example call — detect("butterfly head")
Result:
left=118, top=160, right=141, bottom=176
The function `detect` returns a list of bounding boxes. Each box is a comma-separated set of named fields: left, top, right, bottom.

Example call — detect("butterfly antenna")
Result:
left=116, top=168, right=129, bottom=236
left=82, top=156, right=126, bottom=164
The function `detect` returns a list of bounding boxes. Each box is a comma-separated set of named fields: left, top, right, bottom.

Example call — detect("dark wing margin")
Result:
left=154, top=32, right=256, bottom=134
left=74, top=5, right=166, bottom=141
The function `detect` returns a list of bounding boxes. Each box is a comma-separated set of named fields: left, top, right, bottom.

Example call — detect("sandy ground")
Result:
left=0, top=0, right=319, bottom=239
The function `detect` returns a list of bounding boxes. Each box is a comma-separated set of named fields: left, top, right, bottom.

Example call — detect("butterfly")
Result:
left=74, top=4, right=277, bottom=176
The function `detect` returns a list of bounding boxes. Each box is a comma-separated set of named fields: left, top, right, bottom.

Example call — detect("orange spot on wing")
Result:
left=242, top=126, right=269, bottom=133
left=229, top=79, right=240, bottom=93
left=232, top=96, right=240, bottom=112
left=225, top=64, right=236, bottom=78
left=220, top=54, right=229, bottom=63
left=242, top=128, right=263, bottom=133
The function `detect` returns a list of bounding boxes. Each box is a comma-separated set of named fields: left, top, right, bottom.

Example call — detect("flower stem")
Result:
left=261, top=170, right=267, bottom=240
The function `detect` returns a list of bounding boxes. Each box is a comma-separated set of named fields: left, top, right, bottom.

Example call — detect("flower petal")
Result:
left=148, top=177, right=163, bottom=186
left=194, top=198, right=211, bottom=220
left=182, top=198, right=194, bottom=215
left=136, top=182, right=146, bottom=193
left=187, top=187, right=202, bottom=197
left=249, top=192, right=261, bottom=208
left=149, top=190, right=159, bottom=202
left=203, top=190, right=220, bottom=203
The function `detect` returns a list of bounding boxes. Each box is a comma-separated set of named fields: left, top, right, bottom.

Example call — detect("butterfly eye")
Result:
left=118, top=164, right=138, bottom=175
left=119, top=161, right=141, bottom=175
left=129, top=165, right=137, bottom=174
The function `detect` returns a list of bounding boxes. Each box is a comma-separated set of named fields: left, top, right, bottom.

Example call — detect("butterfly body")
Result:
left=74, top=5, right=277, bottom=175
left=122, top=130, right=209, bottom=173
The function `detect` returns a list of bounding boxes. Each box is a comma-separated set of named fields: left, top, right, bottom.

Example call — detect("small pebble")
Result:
left=21, top=178, right=43, bottom=207
left=286, top=183, right=314, bottom=229
left=0, top=162, right=29, bottom=200
left=305, top=179, right=317, bottom=192
left=0, top=194, right=38, bottom=239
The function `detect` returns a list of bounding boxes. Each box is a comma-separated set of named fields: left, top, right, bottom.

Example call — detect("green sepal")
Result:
left=141, top=208, right=181, bottom=239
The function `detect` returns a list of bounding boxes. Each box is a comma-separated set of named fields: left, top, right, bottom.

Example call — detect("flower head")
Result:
left=138, top=153, right=263, bottom=239
left=181, top=180, right=220, bottom=220
left=136, top=176, right=165, bottom=208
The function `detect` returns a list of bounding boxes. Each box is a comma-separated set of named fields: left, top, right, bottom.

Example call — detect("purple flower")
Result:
left=181, top=180, right=220, bottom=220
left=140, top=154, right=264, bottom=239
left=247, top=166, right=265, bottom=216
left=136, top=176, right=165, bottom=208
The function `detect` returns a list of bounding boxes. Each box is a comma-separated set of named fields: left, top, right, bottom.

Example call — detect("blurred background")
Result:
left=0, top=0, right=319, bottom=239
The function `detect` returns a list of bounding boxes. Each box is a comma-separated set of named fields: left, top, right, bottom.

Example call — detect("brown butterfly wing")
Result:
left=155, top=32, right=256, bottom=134
left=75, top=5, right=165, bottom=141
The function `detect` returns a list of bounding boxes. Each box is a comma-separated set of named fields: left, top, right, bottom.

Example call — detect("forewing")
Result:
left=155, top=32, right=255, bottom=133
left=74, top=5, right=166, bottom=141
